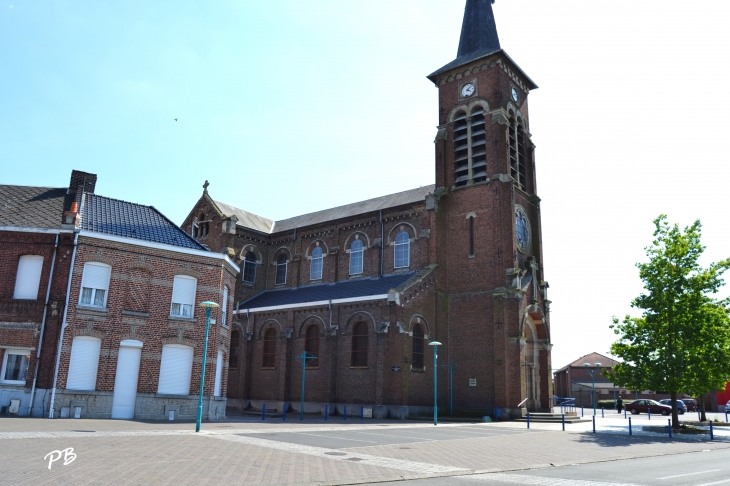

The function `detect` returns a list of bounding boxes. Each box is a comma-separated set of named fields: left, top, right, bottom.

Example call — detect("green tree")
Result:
left=608, top=215, right=730, bottom=428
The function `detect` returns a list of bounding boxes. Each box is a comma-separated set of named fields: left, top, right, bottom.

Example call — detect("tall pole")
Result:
left=196, top=306, right=213, bottom=433
left=591, top=371, right=596, bottom=416
left=450, top=361, right=454, bottom=417
left=300, top=351, right=307, bottom=421
left=429, top=341, right=441, bottom=426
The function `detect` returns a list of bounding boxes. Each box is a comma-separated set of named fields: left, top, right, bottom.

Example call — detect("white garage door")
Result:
left=157, top=344, right=194, bottom=395
left=66, top=336, right=101, bottom=391
left=111, top=340, right=143, bottom=419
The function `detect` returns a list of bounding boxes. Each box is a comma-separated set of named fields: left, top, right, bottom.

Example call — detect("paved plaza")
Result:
left=1, top=412, right=729, bottom=485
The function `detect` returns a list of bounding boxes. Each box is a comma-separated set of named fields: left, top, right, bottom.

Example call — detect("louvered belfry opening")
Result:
left=453, top=111, right=469, bottom=187
left=509, top=116, right=527, bottom=190
left=470, top=106, right=487, bottom=183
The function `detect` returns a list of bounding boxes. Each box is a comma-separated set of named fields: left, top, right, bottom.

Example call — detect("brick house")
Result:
left=183, top=0, right=552, bottom=419
left=2, top=170, right=239, bottom=420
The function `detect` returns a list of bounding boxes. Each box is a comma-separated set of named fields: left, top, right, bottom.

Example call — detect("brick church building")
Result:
left=184, top=0, right=552, bottom=418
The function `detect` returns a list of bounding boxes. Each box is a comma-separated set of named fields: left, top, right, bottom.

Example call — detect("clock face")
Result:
left=511, top=87, right=519, bottom=102
left=515, top=207, right=530, bottom=253
left=461, top=83, right=475, bottom=98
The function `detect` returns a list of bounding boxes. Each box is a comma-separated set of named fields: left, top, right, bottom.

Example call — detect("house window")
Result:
left=350, top=240, right=363, bottom=275
left=275, top=255, right=287, bottom=285
left=229, top=331, right=239, bottom=368
left=66, top=336, right=101, bottom=391
left=1, top=349, right=31, bottom=384
left=310, top=247, right=323, bottom=281
left=509, top=116, right=527, bottom=189
left=170, top=275, right=197, bottom=318
left=13, top=255, right=44, bottom=300
left=453, top=111, right=469, bottom=187
left=78, top=262, right=111, bottom=308
left=305, top=325, right=319, bottom=367
left=221, top=285, right=229, bottom=327
left=157, top=344, right=194, bottom=395
left=351, top=321, right=368, bottom=367
left=469, top=216, right=475, bottom=256
left=394, top=231, right=410, bottom=269
left=262, top=328, right=277, bottom=368
left=412, top=324, right=424, bottom=369
left=242, top=251, right=257, bottom=284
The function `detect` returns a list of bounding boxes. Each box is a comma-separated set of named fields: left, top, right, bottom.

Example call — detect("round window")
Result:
left=515, top=206, right=531, bottom=253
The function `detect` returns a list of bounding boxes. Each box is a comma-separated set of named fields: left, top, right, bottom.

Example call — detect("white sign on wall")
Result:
left=469, top=378, right=477, bottom=387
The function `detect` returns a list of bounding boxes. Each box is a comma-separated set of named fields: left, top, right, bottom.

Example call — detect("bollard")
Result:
left=725, top=410, right=728, bottom=423
left=283, top=403, right=287, bottom=421
left=527, top=413, right=530, bottom=429
left=648, top=408, right=651, bottom=420
left=562, top=413, right=565, bottom=431
left=361, top=405, right=364, bottom=420
left=325, top=405, right=329, bottom=421
left=629, top=417, right=632, bottom=436
left=262, top=403, right=266, bottom=421
left=602, top=407, right=604, bottom=418
left=593, top=416, right=596, bottom=434
left=581, top=405, right=584, bottom=417
left=698, top=410, right=701, bottom=421
left=624, top=408, right=627, bottom=419
left=344, top=405, right=347, bottom=421
left=668, top=419, right=672, bottom=438
left=710, top=421, right=714, bottom=441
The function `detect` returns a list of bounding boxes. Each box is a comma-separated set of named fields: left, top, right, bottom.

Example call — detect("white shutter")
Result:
left=214, top=350, right=223, bottom=397
left=158, top=344, right=194, bottom=395
left=111, top=341, right=143, bottom=419
left=221, top=286, right=228, bottom=327
left=81, top=263, right=111, bottom=291
left=66, top=337, right=102, bottom=391
left=13, top=255, right=44, bottom=299
left=171, top=276, right=196, bottom=307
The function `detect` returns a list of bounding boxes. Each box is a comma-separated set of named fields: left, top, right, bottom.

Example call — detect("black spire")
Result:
left=457, top=0, right=500, bottom=58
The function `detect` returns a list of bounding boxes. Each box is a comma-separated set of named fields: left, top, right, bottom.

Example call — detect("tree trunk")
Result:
left=671, top=391, right=680, bottom=429
left=700, top=393, right=707, bottom=422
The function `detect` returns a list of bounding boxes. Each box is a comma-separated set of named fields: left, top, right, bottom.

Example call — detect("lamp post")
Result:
left=583, top=362, right=601, bottom=417
left=440, top=360, right=457, bottom=416
left=611, top=355, right=616, bottom=410
left=429, top=341, right=442, bottom=426
left=196, top=301, right=219, bottom=433
left=296, top=351, right=317, bottom=420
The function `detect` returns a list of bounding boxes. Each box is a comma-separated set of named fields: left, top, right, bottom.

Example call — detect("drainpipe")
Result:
left=379, top=210, right=384, bottom=276
left=27, top=233, right=59, bottom=416
left=328, top=300, right=332, bottom=330
left=48, top=231, right=79, bottom=418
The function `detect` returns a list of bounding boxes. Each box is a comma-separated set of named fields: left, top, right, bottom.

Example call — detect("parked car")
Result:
left=658, top=399, right=686, bottom=414
left=626, top=399, right=672, bottom=415
left=682, top=398, right=698, bottom=412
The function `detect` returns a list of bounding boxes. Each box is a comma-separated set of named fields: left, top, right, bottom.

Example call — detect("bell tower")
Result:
left=429, top=0, right=552, bottom=417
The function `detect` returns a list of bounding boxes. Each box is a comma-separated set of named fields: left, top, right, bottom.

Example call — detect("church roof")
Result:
left=216, top=185, right=435, bottom=235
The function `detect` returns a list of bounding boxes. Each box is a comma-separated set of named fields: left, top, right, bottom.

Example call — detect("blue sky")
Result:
left=2, top=0, right=729, bottom=368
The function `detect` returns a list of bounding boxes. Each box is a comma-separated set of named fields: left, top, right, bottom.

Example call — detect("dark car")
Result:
left=658, top=399, right=686, bottom=414
left=626, top=399, right=672, bottom=415
left=682, top=398, right=698, bottom=412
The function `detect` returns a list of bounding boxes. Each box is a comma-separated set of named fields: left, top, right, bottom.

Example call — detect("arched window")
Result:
left=470, top=106, right=487, bottom=183
left=412, top=324, right=424, bottom=369
left=262, top=328, right=277, bottom=368
left=351, top=321, right=368, bottom=367
left=305, top=325, right=319, bottom=367
left=349, top=240, right=363, bottom=275
left=394, top=231, right=410, bottom=269
left=229, top=331, right=239, bottom=368
left=310, top=247, right=323, bottom=281
left=243, top=251, right=257, bottom=284
left=275, top=254, right=287, bottom=285
left=509, top=115, right=526, bottom=189
left=453, top=111, right=469, bottom=187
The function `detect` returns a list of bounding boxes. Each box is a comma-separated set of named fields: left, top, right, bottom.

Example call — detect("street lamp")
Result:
left=429, top=341, right=442, bottom=426
left=196, top=301, right=220, bottom=433
left=583, top=362, right=601, bottom=416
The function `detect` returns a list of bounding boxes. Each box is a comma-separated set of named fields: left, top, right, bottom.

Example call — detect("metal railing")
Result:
left=554, top=397, right=576, bottom=414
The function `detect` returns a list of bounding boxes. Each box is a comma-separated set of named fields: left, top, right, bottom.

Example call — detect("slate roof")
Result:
left=237, top=271, right=419, bottom=311
left=457, top=0, right=501, bottom=59
left=0, top=185, right=69, bottom=229
left=81, top=193, right=207, bottom=251
left=555, top=352, right=619, bottom=373
left=217, top=185, right=435, bottom=235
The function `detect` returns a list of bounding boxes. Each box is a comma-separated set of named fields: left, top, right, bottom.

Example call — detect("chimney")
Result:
left=62, top=201, right=80, bottom=229
left=68, top=170, right=97, bottom=195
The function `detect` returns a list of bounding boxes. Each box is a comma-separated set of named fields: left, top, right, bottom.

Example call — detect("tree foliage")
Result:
left=608, top=215, right=730, bottom=426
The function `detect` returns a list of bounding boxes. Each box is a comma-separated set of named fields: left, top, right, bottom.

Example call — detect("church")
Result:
left=183, top=0, right=552, bottom=419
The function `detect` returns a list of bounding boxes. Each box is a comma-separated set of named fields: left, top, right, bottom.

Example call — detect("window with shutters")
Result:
left=394, top=231, right=410, bottom=269
left=509, top=115, right=527, bottom=190
left=305, top=325, right=319, bottom=367
left=351, top=321, right=368, bottom=367
left=221, top=286, right=229, bottom=327
left=214, top=350, right=223, bottom=397
left=66, top=336, right=101, bottom=390
left=1, top=349, right=31, bottom=384
left=349, top=239, right=363, bottom=275
left=170, top=275, right=197, bottom=318
left=242, top=251, right=257, bottom=284
left=13, top=255, right=44, bottom=300
left=275, top=255, right=287, bottom=285
left=470, top=106, right=488, bottom=183
left=310, top=247, right=323, bottom=281
left=454, top=106, right=489, bottom=188
left=453, top=111, right=469, bottom=187
left=262, top=328, right=277, bottom=368
left=229, top=331, right=239, bottom=368
left=412, top=324, right=424, bottom=369
left=157, top=344, right=194, bottom=395
left=79, top=262, right=111, bottom=308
